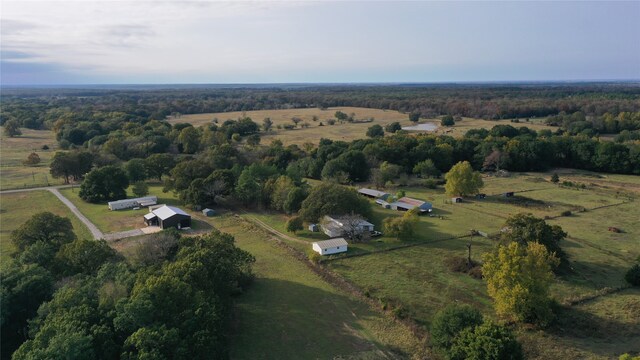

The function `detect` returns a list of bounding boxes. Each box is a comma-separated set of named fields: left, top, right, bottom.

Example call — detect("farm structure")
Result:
left=312, top=238, right=349, bottom=256
left=357, top=188, right=390, bottom=199
left=321, top=215, right=374, bottom=238
left=108, top=196, right=157, bottom=210
left=143, top=205, right=191, bottom=229
left=388, top=197, right=432, bottom=213
left=202, top=208, right=215, bottom=217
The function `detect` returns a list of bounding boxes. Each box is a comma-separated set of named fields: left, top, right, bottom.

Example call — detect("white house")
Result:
left=108, top=196, right=158, bottom=210
left=312, top=238, right=348, bottom=255
left=321, top=215, right=374, bottom=238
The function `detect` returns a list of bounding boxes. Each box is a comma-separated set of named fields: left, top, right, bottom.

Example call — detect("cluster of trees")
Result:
left=546, top=111, right=640, bottom=135
left=1, top=212, right=254, bottom=359
left=4, top=84, right=638, bottom=134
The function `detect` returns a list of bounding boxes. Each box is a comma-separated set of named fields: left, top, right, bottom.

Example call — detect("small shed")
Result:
left=202, top=208, right=215, bottom=217
left=312, top=238, right=348, bottom=256
left=144, top=205, right=191, bottom=229
left=308, top=224, right=319, bottom=232
left=452, top=197, right=463, bottom=203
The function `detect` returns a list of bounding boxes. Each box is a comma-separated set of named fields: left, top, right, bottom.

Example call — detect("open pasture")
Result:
left=0, top=190, right=92, bottom=259
left=169, top=107, right=556, bottom=145
left=212, top=215, right=424, bottom=359
left=0, top=128, right=63, bottom=190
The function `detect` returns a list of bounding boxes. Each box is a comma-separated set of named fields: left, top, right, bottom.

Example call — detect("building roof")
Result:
left=144, top=212, right=157, bottom=220
left=313, top=238, right=349, bottom=250
left=358, top=188, right=389, bottom=198
left=152, top=205, right=190, bottom=220
left=108, top=196, right=157, bottom=206
left=397, top=197, right=425, bottom=206
left=325, top=215, right=373, bottom=227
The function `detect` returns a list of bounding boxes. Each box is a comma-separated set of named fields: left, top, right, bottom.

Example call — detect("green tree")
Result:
left=335, top=111, right=348, bottom=121
left=413, top=159, right=441, bottom=178
left=1, top=261, right=54, bottom=357
left=144, top=154, right=175, bottom=181
left=11, top=212, right=76, bottom=251
left=285, top=216, right=303, bottom=234
left=262, top=117, right=273, bottom=132
left=430, top=304, right=483, bottom=351
left=441, top=115, right=455, bottom=126
left=625, top=263, right=640, bottom=286
left=483, top=242, right=559, bottom=325
left=299, top=183, right=371, bottom=222
left=121, top=325, right=181, bottom=360
left=501, top=213, right=567, bottom=263
left=366, top=124, right=384, bottom=138
left=383, top=209, right=419, bottom=241
left=551, top=173, right=560, bottom=183
left=409, top=111, right=421, bottom=123
left=124, top=158, right=147, bottom=182
left=385, top=122, right=402, bottom=133
left=50, top=151, right=94, bottom=184
left=177, top=126, right=200, bottom=154
left=449, top=321, right=523, bottom=360
left=3, top=119, right=22, bottom=137
left=235, top=164, right=278, bottom=205
left=79, top=165, right=129, bottom=203
left=132, top=181, right=149, bottom=197
left=445, top=161, right=484, bottom=197
left=55, top=239, right=119, bottom=276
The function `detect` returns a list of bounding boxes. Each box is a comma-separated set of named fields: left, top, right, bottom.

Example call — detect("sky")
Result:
left=1, top=1, right=639, bottom=85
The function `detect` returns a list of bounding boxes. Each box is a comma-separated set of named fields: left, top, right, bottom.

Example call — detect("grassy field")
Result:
left=211, top=214, right=425, bottom=359
left=244, top=171, right=639, bottom=359
left=57, top=184, right=212, bottom=234
left=0, top=190, right=92, bottom=259
left=168, top=107, right=556, bottom=145
left=0, top=128, right=64, bottom=190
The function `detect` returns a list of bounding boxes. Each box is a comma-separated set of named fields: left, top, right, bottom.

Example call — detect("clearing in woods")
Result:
left=167, top=107, right=556, bottom=145
left=0, top=128, right=63, bottom=190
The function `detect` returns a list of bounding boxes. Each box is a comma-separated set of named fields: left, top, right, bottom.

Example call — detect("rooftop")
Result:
left=313, top=238, right=349, bottom=250
left=358, top=188, right=389, bottom=198
left=151, top=205, right=190, bottom=220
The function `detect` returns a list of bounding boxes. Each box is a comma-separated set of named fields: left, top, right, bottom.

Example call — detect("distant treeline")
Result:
left=2, top=84, right=640, bottom=131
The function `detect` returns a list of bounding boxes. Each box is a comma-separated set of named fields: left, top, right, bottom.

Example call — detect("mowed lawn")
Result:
left=0, top=128, right=64, bottom=190
left=213, top=215, right=424, bottom=359
left=58, top=184, right=182, bottom=233
left=0, top=191, right=92, bottom=259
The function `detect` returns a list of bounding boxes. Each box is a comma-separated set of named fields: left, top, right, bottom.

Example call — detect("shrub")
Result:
left=283, top=124, right=295, bottom=130
left=625, top=264, right=640, bottom=286
left=132, top=182, right=149, bottom=197
left=430, top=304, right=483, bottom=350
left=441, top=115, right=455, bottom=126
left=327, top=119, right=336, bottom=125
left=422, top=179, right=438, bottom=189
left=560, top=210, right=572, bottom=216
left=449, top=321, right=523, bottom=360
left=285, top=216, right=303, bottom=234
left=41, top=145, right=50, bottom=150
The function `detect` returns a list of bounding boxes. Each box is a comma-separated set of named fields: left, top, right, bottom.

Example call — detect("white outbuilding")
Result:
left=108, top=196, right=158, bottom=210
left=312, top=238, right=348, bottom=256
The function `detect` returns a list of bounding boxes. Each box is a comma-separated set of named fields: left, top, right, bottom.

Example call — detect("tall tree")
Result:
left=79, top=165, right=129, bottom=203
left=144, top=154, right=175, bottom=181
left=445, top=161, right=484, bottom=197
left=11, top=212, right=76, bottom=251
left=500, top=213, right=567, bottom=263
left=3, top=120, right=22, bottom=137
left=482, top=242, right=559, bottom=325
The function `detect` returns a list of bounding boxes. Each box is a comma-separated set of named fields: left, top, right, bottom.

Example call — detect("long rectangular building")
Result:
left=108, top=196, right=158, bottom=210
